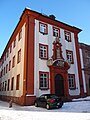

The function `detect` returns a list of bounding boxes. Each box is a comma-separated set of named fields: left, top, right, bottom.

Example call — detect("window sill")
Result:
left=39, top=88, right=49, bottom=90
left=39, top=57, right=48, bottom=60
left=69, top=88, right=76, bottom=90
left=65, top=39, right=71, bottom=42
left=40, top=32, right=48, bottom=35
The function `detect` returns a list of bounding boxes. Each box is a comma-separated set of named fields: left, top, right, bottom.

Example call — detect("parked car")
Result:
left=34, top=94, right=63, bottom=110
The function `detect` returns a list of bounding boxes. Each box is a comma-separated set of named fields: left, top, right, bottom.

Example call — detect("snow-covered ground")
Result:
left=0, top=96, right=90, bottom=120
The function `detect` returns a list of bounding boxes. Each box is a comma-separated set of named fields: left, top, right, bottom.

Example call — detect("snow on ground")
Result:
left=0, top=96, right=90, bottom=120
left=73, top=96, right=90, bottom=101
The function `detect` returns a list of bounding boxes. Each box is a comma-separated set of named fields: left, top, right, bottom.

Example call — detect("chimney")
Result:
left=49, top=15, right=56, bottom=20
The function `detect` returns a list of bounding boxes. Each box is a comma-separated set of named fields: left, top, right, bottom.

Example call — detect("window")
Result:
left=17, top=49, right=21, bottom=63
left=10, top=44, right=12, bottom=53
left=1, top=70, right=3, bottom=77
left=4, top=54, right=6, bottom=61
left=0, top=72, right=1, bottom=78
left=39, top=44, right=48, bottom=59
left=39, top=22, right=48, bottom=34
left=87, top=56, right=90, bottom=63
left=39, top=71, right=49, bottom=89
left=6, top=64, right=8, bottom=73
left=1, top=58, right=3, bottom=64
left=66, top=50, right=74, bottom=64
left=13, top=39, right=16, bottom=48
left=7, top=49, right=9, bottom=58
left=11, top=77, right=14, bottom=90
left=4, top=67, right=5, bottom=75
left=64, top=30, right=71, bottom=42
left=9, top=60, right=11, bottom=71
left=5, top=81, right=7, bottom=91
left=87, top=55, right=90, bottom=64
left=3, top=56, right=5, bottom=63
left=68, top=74, right=76, bottom=89
left=7, top=79, right=10, bottom=91
left=0, top=83, right=2, bottom=91
left=12, top=56, right=15, bottom=68
left=18, top=29, right=22, bottom=41
left=0, top=83, right=1, bottom=91
left=2, top=82, right=4, bottom=91
left=16, top=74, right=20, bottom=90
left=53, top=27, right=60, bottom=37
left=89, top=78, right=90, bottom=88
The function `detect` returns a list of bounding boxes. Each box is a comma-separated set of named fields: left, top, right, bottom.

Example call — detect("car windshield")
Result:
left=46, top=94, right=59, bottom=99
left=50, top=95, right=58, bottom=98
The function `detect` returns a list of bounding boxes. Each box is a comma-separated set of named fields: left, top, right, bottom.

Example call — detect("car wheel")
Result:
left=56, top=106, right=59, bottom=109
left=59, top=102, right=63, bottom=108
left=35, top=102, right=38, bottom=107
left=46, top=104, right=50, bottom=110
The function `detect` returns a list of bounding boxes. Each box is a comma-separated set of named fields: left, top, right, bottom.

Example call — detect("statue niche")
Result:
left=52, top=37, right=64, bottom=60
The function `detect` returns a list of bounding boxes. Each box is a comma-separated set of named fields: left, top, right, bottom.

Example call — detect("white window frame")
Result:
left=64, top=31, right=71, bottom=42
left=39, top=22, right=47, bottom=34
left=66, top=50, right=74, bottom=63
left=68, top=74, right=75, bottom=89
left=87, top=56, right=90, bottom=64
left=39, top=44, right=48, bottom=59
left=53, top=27, right=60, bottom=37
left=39, top=72, right=49, bottom=89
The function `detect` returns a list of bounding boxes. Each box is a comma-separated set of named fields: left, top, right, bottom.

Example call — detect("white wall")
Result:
left=34, top=20, right=50, bottom=97
left=34, top=19, right=81, bottom=97
left=60, top=29, right=80, bottom=96
left=79, top=48, right=86, bottom=93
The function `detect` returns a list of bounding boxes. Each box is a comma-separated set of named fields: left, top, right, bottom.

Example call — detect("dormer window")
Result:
left=39, top=22, right=48, bottom=34
left=64, top=30, right=71, bottom=42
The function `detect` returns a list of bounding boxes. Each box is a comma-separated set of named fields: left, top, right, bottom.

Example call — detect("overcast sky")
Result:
left=0, top=0, right=90, bottom=57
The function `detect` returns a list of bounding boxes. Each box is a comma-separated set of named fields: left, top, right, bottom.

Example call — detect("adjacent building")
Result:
left=0, top=8, right=85, bottom=105
left=79, top=43, right=90, bottom=96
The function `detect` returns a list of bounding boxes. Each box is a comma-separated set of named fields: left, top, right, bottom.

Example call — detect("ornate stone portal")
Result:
left=47, top=37, right=70, bottom=99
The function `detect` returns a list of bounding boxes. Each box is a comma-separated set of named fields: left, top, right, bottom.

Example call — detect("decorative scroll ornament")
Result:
left=47, top=58, right=70, bottom=70
left=47, top=59, right=53, bottom=66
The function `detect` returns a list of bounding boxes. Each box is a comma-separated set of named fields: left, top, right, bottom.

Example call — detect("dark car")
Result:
left=34, top=94, right=63, bottom=110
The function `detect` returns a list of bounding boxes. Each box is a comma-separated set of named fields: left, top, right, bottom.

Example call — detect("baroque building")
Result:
left=0, top=8, right=85, bottom=105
